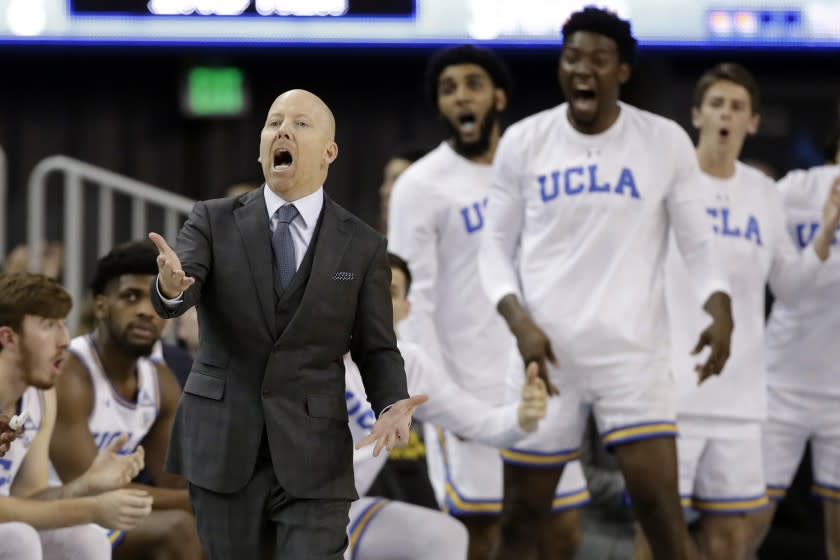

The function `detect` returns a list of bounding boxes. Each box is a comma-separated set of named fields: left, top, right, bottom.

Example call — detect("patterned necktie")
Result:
left=271, top=204, right=299, bottom=288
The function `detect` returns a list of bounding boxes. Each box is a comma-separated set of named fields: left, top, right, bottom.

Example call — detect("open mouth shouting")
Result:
left=456, top=112, right=478, bottom=136
left=273, top=147, right=294, bottom=171
left=571, top=85, right=598, bottom=118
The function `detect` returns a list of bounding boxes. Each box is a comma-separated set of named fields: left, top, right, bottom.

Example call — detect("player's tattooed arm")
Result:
left=497, top=294, right=559, bottom=395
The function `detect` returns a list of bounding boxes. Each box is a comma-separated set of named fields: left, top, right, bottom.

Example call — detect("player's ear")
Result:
left=93, top=295, right=107, bottom=321
left=0, top=326, right=16, bottom=351
left=747, top=113, right=760, bottom=136
left=617, top=63, right=631, bottom=85
left=495, top=88, right=508, bottom=112
left=691, top=106, right=702, bottom=130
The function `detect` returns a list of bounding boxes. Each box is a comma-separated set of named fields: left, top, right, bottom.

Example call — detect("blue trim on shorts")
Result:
left=813, top=481, right=840, bottom=502
left=107, top=529, right=126, bottom=548
left=600, top=420, right=678, bottom=449
left=348, top=499, right=390, bottom=560
left=690, top=493, right=770, bottom=515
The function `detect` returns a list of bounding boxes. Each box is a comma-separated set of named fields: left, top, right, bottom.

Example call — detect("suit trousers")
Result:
left=188, top=433, right=351, bottom=559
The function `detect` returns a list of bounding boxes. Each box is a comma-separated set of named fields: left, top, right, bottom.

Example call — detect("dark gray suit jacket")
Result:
left=151, top=188, right=409, bottom=500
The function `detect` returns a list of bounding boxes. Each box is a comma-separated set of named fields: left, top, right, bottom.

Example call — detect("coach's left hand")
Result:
left=355, top=395, right=429, bottom=457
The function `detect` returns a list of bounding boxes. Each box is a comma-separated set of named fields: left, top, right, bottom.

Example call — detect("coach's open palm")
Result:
left=83, top=434, right=145, bottom=494
left=518, top=362, right=548, bottom=432
left=149, top=232, right=195, bottom=298
left=355, top=394, right=429, bottom=457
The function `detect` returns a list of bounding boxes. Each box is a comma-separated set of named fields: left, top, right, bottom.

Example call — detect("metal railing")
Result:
left=27, top=155, right=196, bottom=330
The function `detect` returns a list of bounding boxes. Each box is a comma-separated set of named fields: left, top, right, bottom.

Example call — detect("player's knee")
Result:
left=158, top=510, right=202, bottom=555
left=743, top=509, right=772, bottom=554
left=499, top=499, right=549, bottom=547
left=2, top=522, right=42, bottom=560
left=547, top=511, right=582, bottom=555
left=826, top=528, right=840, bottom=560
left=65, top=524, right=112, bottom=560
left=703, top=520, right=747, bottom=560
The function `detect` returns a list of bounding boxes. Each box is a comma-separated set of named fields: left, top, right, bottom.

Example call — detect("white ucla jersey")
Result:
left=347, top=341, right=524, bottom=496
left=479, top=102, right=729, bottom=369
left=0, top=387, right=44, bottom=496
left=766, top=164, right=840, bottom=396
left=666, top=162, right=821, bottom=420
left=49, top=335, right=160, bottom=486
left=388, top=142, right=518, bottom=401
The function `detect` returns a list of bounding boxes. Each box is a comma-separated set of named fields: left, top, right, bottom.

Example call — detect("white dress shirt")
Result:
left=158, top=184, right=324, bottom=305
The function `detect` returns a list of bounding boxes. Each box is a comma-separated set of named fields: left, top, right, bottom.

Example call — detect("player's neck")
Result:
left=91, top=330, right=139, bottom=385
left=0, top=357, right=28, bottom=413
left=473, top=127, right=501, bottom=164
left=568, top=102, right=621, bottom=135
left=696, top=142, right=738, bottom=179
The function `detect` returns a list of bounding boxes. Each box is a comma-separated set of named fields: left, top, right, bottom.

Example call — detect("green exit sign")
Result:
left=185, top=67, right=247, bottom=117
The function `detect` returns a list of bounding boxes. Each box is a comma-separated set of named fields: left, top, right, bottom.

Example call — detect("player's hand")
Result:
left=148, top=232, right=194, bottom=299
left=355, top=394, right=429, bottom=457
left=815, top=177, right=840, bottom=260
left=93, top=489, right=154, bottom=530
left=822, top=177, right=840, bottom=228
left=693, top=292, right=734, bottom=384
left=0, top=414, right=21, bottom=458
left=82, top=434, right=145, bottom=494
left=518, top=362, right=548, bottom=432
left=510, top=316, right=559, bottom=395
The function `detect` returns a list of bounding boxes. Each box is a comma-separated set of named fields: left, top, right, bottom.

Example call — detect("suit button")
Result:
left=262, top=389, right=270, bottom=398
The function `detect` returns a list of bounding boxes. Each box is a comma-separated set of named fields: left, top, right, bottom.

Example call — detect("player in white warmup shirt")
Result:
left=345, top=253, right=550, bottom=560
left=745, top=161, right=840, bottom=559
left=48, top=241, right=203, bottom=558
left=478, top=9, right=736, bottom=560
left=658, top=64, right=840, bottom=560
left=0, top=272, right=151, bottom=560
left=388, top=45, right=589, bottom=560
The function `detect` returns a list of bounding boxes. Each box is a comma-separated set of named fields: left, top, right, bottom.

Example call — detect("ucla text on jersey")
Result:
left=345, top=390, right=375, bottom=431
left=706, top=207, right=763, bottom=246
left=796, top=222, right=840, bottom=248
left=538, top=165, right=640, bottom=202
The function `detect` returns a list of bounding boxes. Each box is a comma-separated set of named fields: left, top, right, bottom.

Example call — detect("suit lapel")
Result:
left=233, top=190, right=278, bottom=339
left=281, top=196, right=354, bottom=342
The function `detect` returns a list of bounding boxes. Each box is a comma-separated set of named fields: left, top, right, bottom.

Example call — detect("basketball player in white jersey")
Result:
left=745, top=164, right=840, bottom=559
left=653, top=64, right=840, bottom=560
left=388, top=45, right=590, bottom=560
left=478, top=8, right=737, bottom=560
left=49, top=241, right=203, bottom=558
left=0, top=272, right=151, bottom=559
left=344, top=252, right=552, bottom=559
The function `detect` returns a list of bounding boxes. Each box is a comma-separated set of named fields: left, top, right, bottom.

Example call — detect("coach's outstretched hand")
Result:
left=355, top=394, right=429, bottom=457
left=149, top=232, right=195, bottom=299
left=518, top=362, right=548, bottom=432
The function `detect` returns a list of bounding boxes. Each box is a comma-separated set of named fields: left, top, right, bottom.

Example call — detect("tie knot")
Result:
left=275, top=204, right=299, bottom=226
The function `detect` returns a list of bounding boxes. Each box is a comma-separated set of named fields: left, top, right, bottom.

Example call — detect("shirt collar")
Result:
left=263, top=184, right=324, bottom=228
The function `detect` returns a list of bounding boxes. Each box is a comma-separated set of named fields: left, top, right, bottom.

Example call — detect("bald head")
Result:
left=272, top=89, right=335, bottom=142
left=260, top=88, right=339, bottom=201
